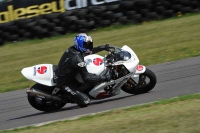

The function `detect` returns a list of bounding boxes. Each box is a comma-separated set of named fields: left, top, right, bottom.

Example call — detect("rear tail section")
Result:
left=21, top=64, right=56, bottom=86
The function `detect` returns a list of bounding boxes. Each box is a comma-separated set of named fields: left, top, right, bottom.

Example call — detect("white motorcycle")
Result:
left=21, top=45, right=157, bottom=112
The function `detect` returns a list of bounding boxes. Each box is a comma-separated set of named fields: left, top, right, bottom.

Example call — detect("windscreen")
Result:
left=114, top=48, right=131, bottom=61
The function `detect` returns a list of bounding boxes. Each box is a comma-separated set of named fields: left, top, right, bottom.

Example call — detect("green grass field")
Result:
left=1, top=13, right=200, bottom=93
left=1, top=93, right=200, bottom=133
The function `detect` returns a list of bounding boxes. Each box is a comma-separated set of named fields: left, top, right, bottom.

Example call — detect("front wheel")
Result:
left=28, top=84, right=66, bottom=112
left=121, top=68, right=157, bottom=95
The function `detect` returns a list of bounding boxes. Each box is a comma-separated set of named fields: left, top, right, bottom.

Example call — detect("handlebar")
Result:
left=104, top=46, right=116, bottom=65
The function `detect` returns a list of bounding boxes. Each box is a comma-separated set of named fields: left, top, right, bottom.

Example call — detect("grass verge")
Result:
left=1, top=13, right=200, bottom=93
left=1, top=93, right=200, bottom=133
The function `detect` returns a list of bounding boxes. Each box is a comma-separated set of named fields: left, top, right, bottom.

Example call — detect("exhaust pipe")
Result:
left=26, top=89, right=63, bottom=103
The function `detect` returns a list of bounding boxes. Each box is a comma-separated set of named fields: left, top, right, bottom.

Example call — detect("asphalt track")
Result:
left=0, top=56, right=200, bottom=131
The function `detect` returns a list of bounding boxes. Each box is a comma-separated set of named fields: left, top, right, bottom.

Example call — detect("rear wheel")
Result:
left=121, top=68, right=157, bottom=95
left=28, top=84, right=66, bottom=112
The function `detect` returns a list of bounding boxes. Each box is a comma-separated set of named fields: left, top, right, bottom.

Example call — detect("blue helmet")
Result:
left=74, top=33, right=93, bottom=52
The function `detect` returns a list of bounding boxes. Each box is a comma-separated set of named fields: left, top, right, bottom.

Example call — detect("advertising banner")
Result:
left=65, top=0, right=120, bottom=10
left=0, top=0, right=120, bottom=24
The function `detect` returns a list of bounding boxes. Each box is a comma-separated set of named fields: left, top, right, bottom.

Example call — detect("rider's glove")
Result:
left=98, top=44, right=110, bottom=51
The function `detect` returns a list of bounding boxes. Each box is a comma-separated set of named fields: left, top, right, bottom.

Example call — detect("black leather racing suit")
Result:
left=54, top=46, right=109, bottom=105
left=55, top=46, right=108, bottom=87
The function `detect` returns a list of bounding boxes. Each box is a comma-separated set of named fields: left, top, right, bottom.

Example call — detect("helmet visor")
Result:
left=83, top=41, right=93, bottom=50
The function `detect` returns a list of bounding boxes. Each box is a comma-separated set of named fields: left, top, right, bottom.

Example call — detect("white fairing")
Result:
left=21, top=64, right=56, bottom=86
left=76, top=54, right=105, bottom=83
left=121, top=45, right=139, bottom=73
left=85, top=54, right=105, bottom=75
left=121, top=45, right=146, bottom=84
left=88, top=45, right=145, bottom=98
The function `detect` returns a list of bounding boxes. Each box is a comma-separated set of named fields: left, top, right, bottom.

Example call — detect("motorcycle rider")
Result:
left=55, top=33, right=111, bottom=107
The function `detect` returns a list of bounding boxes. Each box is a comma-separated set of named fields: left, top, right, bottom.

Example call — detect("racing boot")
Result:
left=64, top=87, right=90, bottom=107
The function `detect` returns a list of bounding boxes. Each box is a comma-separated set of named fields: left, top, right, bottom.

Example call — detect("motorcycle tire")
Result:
left=28, top=84, right=66, bottom=112
left=121, top=68, right=157, bottom=95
